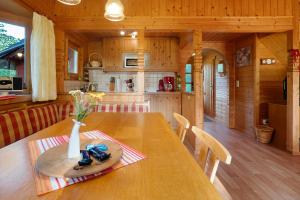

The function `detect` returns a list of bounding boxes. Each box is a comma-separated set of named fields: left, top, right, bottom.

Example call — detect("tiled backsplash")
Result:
left=144, top=72, right=175, bottom=92
left=88, top=70, right=175, bottom=93
left=89, top=70, right=137, bottom=92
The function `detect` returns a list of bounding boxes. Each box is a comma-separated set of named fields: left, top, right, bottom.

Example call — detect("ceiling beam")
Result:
left=55, top=16, right=293, bottom=33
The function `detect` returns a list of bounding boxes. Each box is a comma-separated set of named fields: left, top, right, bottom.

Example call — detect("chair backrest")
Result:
left=191, top=126, right=232, bottom=183
left=173, top=113, right=190, bottom=142
left=94, top=101, right=150, bottom=113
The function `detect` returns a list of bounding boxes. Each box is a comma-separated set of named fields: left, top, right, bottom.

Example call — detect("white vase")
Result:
left=67, top=119, right=86, bottom=159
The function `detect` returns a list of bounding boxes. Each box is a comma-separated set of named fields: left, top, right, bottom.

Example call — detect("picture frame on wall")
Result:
left=236, top=46, right=251, bottom=67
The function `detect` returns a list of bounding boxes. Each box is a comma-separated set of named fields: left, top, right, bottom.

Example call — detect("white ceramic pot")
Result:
left=67, top=119, right=86, bottom=159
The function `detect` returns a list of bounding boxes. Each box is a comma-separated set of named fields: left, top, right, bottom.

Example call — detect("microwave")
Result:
left=123, top=53, right=150, bottom=68
left=0, top=77, right=23, bottom=91
left=124, top=54, right=138, bottom=68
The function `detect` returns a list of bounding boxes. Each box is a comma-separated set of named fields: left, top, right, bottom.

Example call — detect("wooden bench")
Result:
left=0, top=102, right=73, bottom=148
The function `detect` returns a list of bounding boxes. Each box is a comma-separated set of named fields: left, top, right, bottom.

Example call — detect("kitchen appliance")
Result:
left=163, top=76, right=175, bottom=92
left=109, top=77, right=115, bottom=92
left=158, top=79, right=165, bottom=91
left=0, top=77, right=23, bottom=91
left=125, top=79, right=134, bottom=92
left=124, top=54, right=138, bottom=68
left=88, top=83, right=97, bottom=92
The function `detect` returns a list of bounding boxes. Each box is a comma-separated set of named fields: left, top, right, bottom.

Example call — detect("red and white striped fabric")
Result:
left=0, top=110, right=34, bottom=148
left=28, top=104, right=60, bottom=133
left=58, top=103, right=74, bottom=121
left=94, top=101, right=150, bottom=113
left=28, top=130, right=146, bottom=195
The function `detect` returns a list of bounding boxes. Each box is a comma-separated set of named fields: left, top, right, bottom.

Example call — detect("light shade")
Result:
left=104, top=0, right=125, bottom=21
left=57, top=0, right=81, bottom=5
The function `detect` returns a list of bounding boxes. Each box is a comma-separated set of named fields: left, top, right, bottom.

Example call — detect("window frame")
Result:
left=0, top=15, right=32, bottom=95
left=185, top=62, right=194, bottom=93
left=65, top=37, right=83, bottom=81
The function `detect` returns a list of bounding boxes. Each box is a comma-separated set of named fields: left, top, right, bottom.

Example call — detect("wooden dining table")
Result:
left=0, top=112, right=221, bottom=200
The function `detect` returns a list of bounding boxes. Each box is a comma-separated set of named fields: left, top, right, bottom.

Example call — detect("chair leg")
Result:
left=213, top=176, right=232, bottom=200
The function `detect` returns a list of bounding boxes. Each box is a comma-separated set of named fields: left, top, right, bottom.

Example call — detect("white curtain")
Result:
left=30, top=12, right=57, bottom=102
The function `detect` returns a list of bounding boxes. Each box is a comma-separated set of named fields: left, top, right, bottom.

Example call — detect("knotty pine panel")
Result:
left=235, top=36, right=255, bottom=136
left=256, top=33, right=288, bottom=124
left=49, top=0, right=293, bottom=17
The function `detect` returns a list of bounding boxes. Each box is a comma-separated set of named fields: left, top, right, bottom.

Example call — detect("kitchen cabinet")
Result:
left=145, top=92, right=181, bottom=128
left=90, top=37, right=179, bottom=72
left=102, top=38, right=123, bottom=71
left=145, top=38, right=179, bottom=72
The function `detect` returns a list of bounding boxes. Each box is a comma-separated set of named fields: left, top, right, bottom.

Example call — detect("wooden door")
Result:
left=203, top=61, right=215, bottom=117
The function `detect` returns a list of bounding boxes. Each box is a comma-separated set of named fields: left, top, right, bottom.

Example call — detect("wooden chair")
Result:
left=191, top=126, right=232, bottom=183
left=173, top=113, right=190, bottom=142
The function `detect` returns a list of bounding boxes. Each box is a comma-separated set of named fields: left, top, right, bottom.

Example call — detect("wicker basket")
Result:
left=255, top=125, right=274, bottom=144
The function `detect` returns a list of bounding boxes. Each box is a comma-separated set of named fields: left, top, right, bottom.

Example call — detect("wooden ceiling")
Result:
left=0, top=0, right=32, bottom=18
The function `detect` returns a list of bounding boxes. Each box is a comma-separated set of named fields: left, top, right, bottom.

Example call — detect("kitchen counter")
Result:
left=145, top=91, right=181, bottom=95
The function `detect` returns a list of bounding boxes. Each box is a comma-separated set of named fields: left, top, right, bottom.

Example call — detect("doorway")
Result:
left=202, top=49, right=228, bottom=124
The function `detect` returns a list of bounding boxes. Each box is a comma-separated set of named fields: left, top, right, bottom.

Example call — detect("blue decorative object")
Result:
left=97, top=144, right=108, bottom=151
left=78, top=150, right=93, bottom=167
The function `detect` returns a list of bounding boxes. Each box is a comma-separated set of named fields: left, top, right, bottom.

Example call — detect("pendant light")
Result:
left=57, top=0, right=81, bottom=6
left=104, top=0, right=125, bottom=21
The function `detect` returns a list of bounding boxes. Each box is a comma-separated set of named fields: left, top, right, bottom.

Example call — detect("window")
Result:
left=185, top=63, right=193, bottom=92
left=68, top=47, right=78, bottom=74
left=67, top=40, right=81, bottom=80
left=0, top=22, right=26, bottom=86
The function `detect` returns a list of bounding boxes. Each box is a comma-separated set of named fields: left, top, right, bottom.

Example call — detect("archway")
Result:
left=202, top=48, right=228, bottom=124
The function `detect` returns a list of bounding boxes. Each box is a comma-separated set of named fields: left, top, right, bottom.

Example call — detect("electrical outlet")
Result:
left=236, top=80, right=240, bottom=88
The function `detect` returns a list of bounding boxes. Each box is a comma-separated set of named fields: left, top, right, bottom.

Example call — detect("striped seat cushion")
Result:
left=28, top=104, right=60, bottom=133
left=58, top=103, right=74, bottom=121
left=94, top=101, right=150, bottom=113
left=0, top=110, right=33, bottom=148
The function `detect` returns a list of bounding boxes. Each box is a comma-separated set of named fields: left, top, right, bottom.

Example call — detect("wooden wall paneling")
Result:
left=290, top=1, right=300, bottom=153
left=227, top=42, right=236, bottom=129
left=234, top=36, right=255, bottom=136
left=255, top=0, right=264, bottom=17
left=179, top=33, right=193, bottom=92
left=55, top=28, right=66, bottom=94
left=263, top=0, right=271, bottom=16
left=286, top=0, right=300, bottom=154
left=270, top=0, right=278, bottom=16
left=193, top=30, right=204, bottom=128
left=253, top=35, right=260, bottom=127
left=256, top=33, right=288, bottom=126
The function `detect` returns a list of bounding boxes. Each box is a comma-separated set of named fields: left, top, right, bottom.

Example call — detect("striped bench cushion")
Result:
left=94, top=101, right=150, bottom=113
left=0, top=110, right=33, bottom=148
left=58, top=103, right=74, bottom=121
left=28, top=104, right=60, bottom=133
left=0, top=102, right=74, bottom=148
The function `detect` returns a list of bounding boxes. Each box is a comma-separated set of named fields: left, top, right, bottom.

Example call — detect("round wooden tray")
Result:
left=36, top=139, right=123, bottom=178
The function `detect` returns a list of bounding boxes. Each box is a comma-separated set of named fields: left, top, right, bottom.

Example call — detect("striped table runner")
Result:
left=28, top=130, right=145, bottom=195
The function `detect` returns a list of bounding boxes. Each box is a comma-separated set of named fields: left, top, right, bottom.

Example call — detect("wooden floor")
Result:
left=184, top=121, right=300, bottom=200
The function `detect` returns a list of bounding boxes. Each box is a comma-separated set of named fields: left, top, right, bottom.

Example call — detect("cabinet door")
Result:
left=145, top=38, right=179, bottom=72
left=103, top=38, right=122, bottom=70
left=123, top=38, right=138, bottom=52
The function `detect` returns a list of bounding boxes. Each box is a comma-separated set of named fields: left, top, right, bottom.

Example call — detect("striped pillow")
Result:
left=0, top=110, right=33, bottom=148
left=28, top=104, right=60, bottom=133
